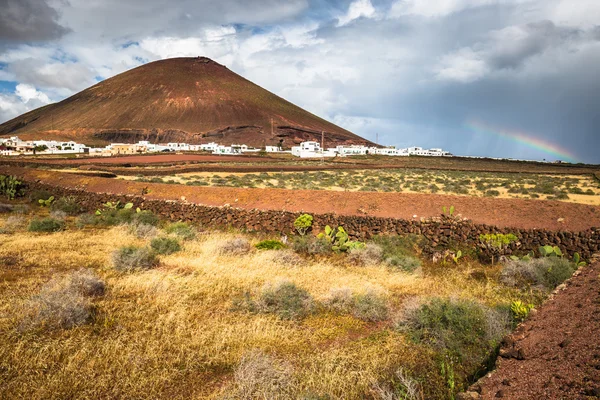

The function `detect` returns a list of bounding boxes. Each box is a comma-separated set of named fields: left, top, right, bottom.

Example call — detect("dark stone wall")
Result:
left=24, top=181, right=600, bottom=260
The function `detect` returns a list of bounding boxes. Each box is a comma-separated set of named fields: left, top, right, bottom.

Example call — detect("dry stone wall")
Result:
left=24, top=181, right=600, bottom=260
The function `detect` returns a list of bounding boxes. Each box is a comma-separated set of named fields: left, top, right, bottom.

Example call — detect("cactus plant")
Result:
left=0, top=175, right=24, bottom=200
left=38, top=196, right=55, bottom=207
left=317, top=225, right=365, bottom=252
left=539, top=245, right=563, bottom=257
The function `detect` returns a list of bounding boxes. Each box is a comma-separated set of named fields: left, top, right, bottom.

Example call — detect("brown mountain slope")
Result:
left=0, top=57, right=372, bottom=147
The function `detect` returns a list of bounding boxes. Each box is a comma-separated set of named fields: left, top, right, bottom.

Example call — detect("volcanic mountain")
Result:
left=0, top=57, right=372, bottom=147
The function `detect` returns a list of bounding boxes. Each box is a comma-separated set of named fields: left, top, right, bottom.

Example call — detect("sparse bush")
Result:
left=347, top=243, right=384, bottom=266
left=270, top=250, right=303, bottom=267
left=257, top=280, right=315, bottom=320
left=112, top=246, right=158, bottom=271
left=398, top=298, right=511, bottom=373
left=130, top=222, right=159, bottom=239
left=500, top=257, right=575, bottom=290
left=150, top=236, right=181, bottom=255
left=0, top=215, right=26, bottom=233
left=164, top=221, right=196, bottom=240
left=255, top=239, right=285, bottom=250
left=325, top=287, right=389, bottom=322
left=371, top=368, right=423, bottom=400
left=386, top=255, right=421, bottom=272
left=75, top=213, right=96, bottom=229
left=28, top=217, right=65, bottom=233
left=49, top=210, right=68, bottom=220
left=227, top=349, right=296, bottom=399
left=68, top=269, right=106, bottom=297
left=20, top=269, right=105, bottom=331
left=373, top=235, right=423, bottom=272
left=218, top=237, right=252, bottom=256
left=484, top=190, right=500, bottom=197
left=291, top=236, right=331, bottom=255
left=132, top=210, right=159, bottom=226
left=51, top=196, right=82, bottom=215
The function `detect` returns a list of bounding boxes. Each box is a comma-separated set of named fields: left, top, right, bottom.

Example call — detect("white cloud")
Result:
left=390, top=0, right=530, bottom=18
left=435, top=48, right=488, bottom=82
left=338, top=0, right=377, bottom=26
left=15, top=83, right=50, bottom=104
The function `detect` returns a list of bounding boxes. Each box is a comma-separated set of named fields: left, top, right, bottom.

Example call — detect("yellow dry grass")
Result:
left=0, top=216, right=525, bottom=399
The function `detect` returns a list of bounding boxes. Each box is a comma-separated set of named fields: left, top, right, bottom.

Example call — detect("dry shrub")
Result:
left=500, top=257, right=575, bottom=290
left=49, top=210, right=68, bottom=220
left=256, top=280, right=315, bottom=320
left=130, top=222, right=159, bottom=239
left=112, top=246, right=158, bottom=272
left=348, top=243, right=384, bottom=266
left=270, top=250, right=303, bottom=267
left=0, top=215, right=26, bottom=233
left=218, top=237, right=252, bottom=256
left=225, top=349, right=296, bottom=399
left=371, top=368, right=423, bottom=400
left=325, top=287, right=389, bottom=322
left=20, top=269, right=105, bottom=331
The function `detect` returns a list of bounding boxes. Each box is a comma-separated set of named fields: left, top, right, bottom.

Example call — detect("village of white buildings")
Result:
left=0, top=136, right=452, bottom=158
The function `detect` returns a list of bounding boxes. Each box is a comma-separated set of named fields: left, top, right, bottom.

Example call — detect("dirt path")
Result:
left=470, top=261, right=600, bottom=399
left=4, top=167, right=600, bottom=232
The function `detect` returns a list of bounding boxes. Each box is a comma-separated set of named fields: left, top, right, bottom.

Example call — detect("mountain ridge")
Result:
left=0, top=57, right=373, bottom=147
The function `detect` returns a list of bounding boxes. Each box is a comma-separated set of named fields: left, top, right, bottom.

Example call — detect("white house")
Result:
left=292, top=141, right=337, bottom=158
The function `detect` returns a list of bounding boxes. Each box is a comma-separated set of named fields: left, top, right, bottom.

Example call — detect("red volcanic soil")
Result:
left=474, top=261, right=600, bottom=399
left=4, top=167, right=600, bottom=232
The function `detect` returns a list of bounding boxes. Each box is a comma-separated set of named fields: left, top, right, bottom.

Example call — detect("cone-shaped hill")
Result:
left=0, top=57, right=372, bottom=147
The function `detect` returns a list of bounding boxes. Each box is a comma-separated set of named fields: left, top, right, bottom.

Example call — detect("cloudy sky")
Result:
left=0, top=0, right=599, bottom=163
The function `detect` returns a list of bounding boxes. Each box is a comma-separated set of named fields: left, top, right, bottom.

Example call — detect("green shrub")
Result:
left=112, top=246, right=158, bottom=271
left=164, top=221, right=196, bottom=240
left=510, top=300, right=534, bottom=322
left=500, top=257, right=575, bottom=290
left=257, top=280, right=315, bottom=320
left=133, top=210, right=159, bottom=226
left=150, top=236, right=181, bottom=255
left=255, top=239, right=285, bottom=250
left=293, top=214, right=313, bottom=236
left=484, top=190, right=500, bottom=197
left=479, top=233, right=519, bottom=249
left=399, top=298, right=511, bottom=377
left=28, top=217, right=65, bottom=233
left=51, top=196, right=82, bottom=215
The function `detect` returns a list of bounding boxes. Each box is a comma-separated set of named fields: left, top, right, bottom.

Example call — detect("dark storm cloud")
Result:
left=1, top=0, right=599, bottom=163
left=0, top=0, right=69, bottom=42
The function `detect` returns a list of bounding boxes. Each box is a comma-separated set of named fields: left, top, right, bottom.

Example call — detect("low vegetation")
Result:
left=112, top=245, right=159, bottom=271
left=132, top=169, right=600, bottom=204
left=0, top=199, right=582, bottom=399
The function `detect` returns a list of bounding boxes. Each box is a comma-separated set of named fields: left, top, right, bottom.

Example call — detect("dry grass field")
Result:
left=0, top=200, right=560, bottom=400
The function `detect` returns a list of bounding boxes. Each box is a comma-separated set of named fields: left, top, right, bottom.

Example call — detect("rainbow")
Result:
left=465, top=119, right=580, bottom=163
